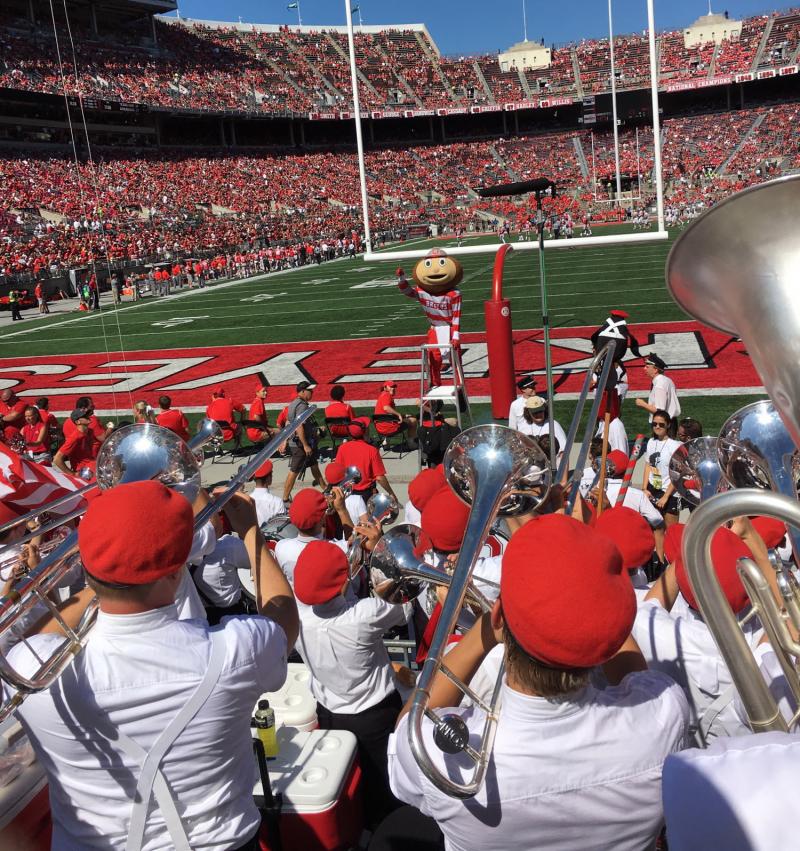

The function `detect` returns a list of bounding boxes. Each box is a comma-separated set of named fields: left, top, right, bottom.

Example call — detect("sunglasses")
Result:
left=652, top=422, right=668, bottom=429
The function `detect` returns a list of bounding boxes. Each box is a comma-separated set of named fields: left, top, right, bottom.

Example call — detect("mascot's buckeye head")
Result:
left=412, top=248, right=463, bottom=296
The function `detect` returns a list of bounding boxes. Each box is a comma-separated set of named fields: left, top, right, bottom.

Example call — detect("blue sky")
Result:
left=169, top=1, right=784, bottom=55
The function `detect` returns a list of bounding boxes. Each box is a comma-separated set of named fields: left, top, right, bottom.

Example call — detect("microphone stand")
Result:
left=534, top=184, right=557, bottom=472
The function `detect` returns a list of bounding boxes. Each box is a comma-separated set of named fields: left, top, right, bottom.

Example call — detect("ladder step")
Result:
left=422, top=386, right=459, bottom=400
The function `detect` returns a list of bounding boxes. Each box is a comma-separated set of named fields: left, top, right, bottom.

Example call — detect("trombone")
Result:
left=346, top=491, right=400, bottom=579
left=0, top=407, right=317, bottom=722
left=405, top=424, right=550, bottom=798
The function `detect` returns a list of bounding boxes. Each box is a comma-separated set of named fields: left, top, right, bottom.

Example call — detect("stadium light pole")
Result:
left=522, top=0, right=528, bottom=42
left=345, top=0, right=373, bottom=253
left=607, top=0, right=623, bottom=204
left=647, top=0, right=665, bottom=230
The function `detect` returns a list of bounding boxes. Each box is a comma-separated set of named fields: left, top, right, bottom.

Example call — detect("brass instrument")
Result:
left=324, top=465, right=362, bottom=497
left=666, top=174, right=800, bottom=732
left=405, top=424, right=550, bottom=798
left=347, top=491, right=400, bottom=578
left=668, top=436, right=727, bottom=505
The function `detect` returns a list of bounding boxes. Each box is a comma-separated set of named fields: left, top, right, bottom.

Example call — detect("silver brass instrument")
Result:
left=347, top=491, right=400, bottom=579
left=667, top=175, right=800, bottom=733
left=324, top=465, right=362, bottom=497
left=370, top=524, right=497, bottom=611
left=0, top=526, right=70, bottom=581
left=407, top=424, right=550, bottom=798
left=668, top=436, right=727, bottom=505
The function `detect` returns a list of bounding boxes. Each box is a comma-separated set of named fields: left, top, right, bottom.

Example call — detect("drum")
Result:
left=238, top=514, right=299, bottom=601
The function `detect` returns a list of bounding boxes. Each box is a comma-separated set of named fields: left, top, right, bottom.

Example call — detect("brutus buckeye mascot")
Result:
left=396, top=249, right=463, bottom=386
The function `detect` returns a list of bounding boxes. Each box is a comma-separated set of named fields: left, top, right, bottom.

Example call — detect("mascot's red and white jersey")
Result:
left=398, top=278, right=462, bottom=336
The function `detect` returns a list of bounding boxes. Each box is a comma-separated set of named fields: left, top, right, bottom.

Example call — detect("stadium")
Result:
left=0, top=0, right=798, bottom=847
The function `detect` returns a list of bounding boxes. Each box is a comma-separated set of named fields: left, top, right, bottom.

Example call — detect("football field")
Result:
left=0, top=226, right=765, bottom=434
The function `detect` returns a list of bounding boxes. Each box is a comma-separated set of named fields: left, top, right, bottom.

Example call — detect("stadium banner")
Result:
left=780, top=65, right=798, bottom=76
left=664, top=74, right=734, bottom=93
left=758, top=69, right=777, bottom=79
left=0, top=321, right=762, bottom=413
left=404, top=109, right=436, bottom=117
left=436, top=107, right=469, bottom=116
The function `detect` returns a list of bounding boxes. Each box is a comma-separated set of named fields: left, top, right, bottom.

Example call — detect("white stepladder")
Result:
left=417, top=342, right=473, bottom=467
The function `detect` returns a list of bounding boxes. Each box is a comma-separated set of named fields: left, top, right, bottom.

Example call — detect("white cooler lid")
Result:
left=253, top=728, right=357, bottom=814
left=255, top=662, right=316, bottom=729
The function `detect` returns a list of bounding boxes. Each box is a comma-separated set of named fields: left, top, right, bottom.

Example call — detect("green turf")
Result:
left=0, top=225, right=681, bottom=356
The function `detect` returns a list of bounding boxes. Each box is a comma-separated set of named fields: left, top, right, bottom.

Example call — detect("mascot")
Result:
left=396, top=248, right=463, bottom=386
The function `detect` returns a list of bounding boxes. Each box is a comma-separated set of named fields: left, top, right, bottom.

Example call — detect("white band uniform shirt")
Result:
left=193, top=533, right=249, bottom=608
left=663, top=732, right=800, bottom=851
left=296, top=595, right=412, bottom=713
left=514, top=418, right=567, bottom=462
left=507, top=395, right=526, bottom=432
left=631, top=599, right=760, bottom=744
left=388, top=671, right=689, bottom=851
left=251, top=487, right=285, bottom=528
left=3, top=605, right=288, bottom=850
left=594, top=417, right=629, bottom=455
left=344, top=492, right=368, bottom=526
left=403, top=498, right=421, bottom=528
left=647, top=373, right=681, bottom=421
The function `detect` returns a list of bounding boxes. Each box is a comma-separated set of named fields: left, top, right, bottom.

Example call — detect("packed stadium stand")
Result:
left=1, top=2, right=799, bottom=284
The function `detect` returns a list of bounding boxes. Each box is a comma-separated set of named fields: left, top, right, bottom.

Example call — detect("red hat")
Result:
left=347, top=421, right=367, bottom=439
left=594, top=506, right=655, bottom=571
left=674, top=526, right=750, bottom=613
left=212, top=386, right=225, bottom=397
left=751, top=516, right=787, bottom=549
left=421, top=486, right=470, bottom=553
left=78, top=481, right=193, bottom=585
left=608, top=450, right=629, bottom=477
left=610, top=309, right=629, bottom=318
left=0, top=502, right=19, bottom=527
left=252, top=459, right=273, bottom=479
left=664, top=523, right=685, bottom=565
left=289, top=488, right=327, bottom=531
left=408, top=466, right=446, bottom=512
left=383, top=381, right=398, bottom=390
left=426, top=248, right=447, bottom=258
left=325, top=462, right=345, bottom=485
left=294, top=540, right=349, bottom=605
left=255, top=384, right=267, bottom=394
left=501, top=514, right=635, bottom=668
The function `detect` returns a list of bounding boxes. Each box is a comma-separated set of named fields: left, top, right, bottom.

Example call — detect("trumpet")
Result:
left=324, top=465, right=362, bottom=498
left=0, top=526, right=71, bottom=583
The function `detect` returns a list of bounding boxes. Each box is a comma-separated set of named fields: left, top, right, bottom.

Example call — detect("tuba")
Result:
left=668, top=436, right=727, bottom=505
left=666, top=175, right=800, bottom=732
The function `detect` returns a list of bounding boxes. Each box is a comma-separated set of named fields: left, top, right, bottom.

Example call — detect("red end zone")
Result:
left=0, top=321, right=762, bottom=414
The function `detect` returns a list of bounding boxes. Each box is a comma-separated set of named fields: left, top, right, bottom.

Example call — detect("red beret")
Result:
left=408, top=466, right=446, bottom=512
left=289, top=488, right=327, bottom=531
left=252, top=459, right=273, bottom=479
left=751, top=516, right=787, bottom=549
left=213, top=386, right=225, bottom=396
left=347, top=422, right=366, bottom=439
left=421, top=486, right=470, bottom=553
left=610, top=309, right=629, bottom=318
left=674, top=526, right=750, bottom=613
left=608, top=450, right=629, bottom=477
left=0, top=501, right=19, bottom=527
left=501, top=514, right=635, bottom=668
left=664, top=523, right=685, bottom=565
left=325, top=462, right=345, bottom=485
left=294, top=540, right=349, bottom=605
left=594, top=506, right=655, bottom=571
left=78, top=481, right=193, bottom=585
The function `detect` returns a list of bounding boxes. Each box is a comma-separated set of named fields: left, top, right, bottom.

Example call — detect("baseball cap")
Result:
left=296, top=381, right=317, bottom=393
left=524, top=396, right=547, bottom=412
left=70, top=408, right=90, bottom=423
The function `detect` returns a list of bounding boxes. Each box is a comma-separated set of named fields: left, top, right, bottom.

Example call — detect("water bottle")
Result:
left=254, top=699, right=278, bottom=758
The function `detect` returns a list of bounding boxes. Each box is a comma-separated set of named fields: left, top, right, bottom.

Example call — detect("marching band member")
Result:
left=155, top=395, right=190, bottom=441
left=388, top=514, right=689, bottom=850
left=294, top=539, right=413, bottom=824
left=274, top=488, right=349, bottom=587
left=403, top=465, right=445, bottom=527
left=325, top=461, right=368, bottom=524
left=334, top=420, right=398, bottom=502
left=590, top=449, right=664, bottom=528
left=190, top=531, right=250, bottom=624
left=249, top=459, right=284, bottom=527
left=632, top=521, right=771, bottom=745
left=594, top=505, right=656, bottom=591
left=507, top=375, right=537, bottom=431
left=636, top=355, right=681, bottom=422
left=2, top=481, right=298, bottom=850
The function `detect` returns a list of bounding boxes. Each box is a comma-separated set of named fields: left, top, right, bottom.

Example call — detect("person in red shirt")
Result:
left=35, top=397, right=61, bottom=446
left=335, top=421, right=397, bottom=501
left=62, top=396, right=111, bottom=454
left=0, top=388, right=27, bottom=445
left=156, top=395, right=190, bottom=441
left=325, top=385, right=357, bottom=438
left=247, top=385, right=275, bottom=444
left=53, top=410, right=98, bottom=476
left=34, top=282, right=49, bottom=315
left=373, top=382, right=418, bottom=444
left=205, top=387, right=244, bottom=446
left=21, top=406, right=51, bottom=462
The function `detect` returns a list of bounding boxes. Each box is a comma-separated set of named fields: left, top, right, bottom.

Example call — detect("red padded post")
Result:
left=484, top=243, right=516, bottom=419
